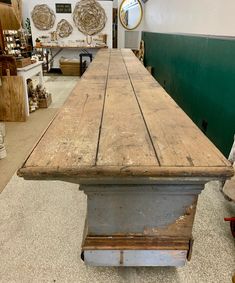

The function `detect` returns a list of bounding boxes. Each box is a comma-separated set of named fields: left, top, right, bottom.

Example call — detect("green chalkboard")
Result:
left=142, top=32, right=235, bottom=156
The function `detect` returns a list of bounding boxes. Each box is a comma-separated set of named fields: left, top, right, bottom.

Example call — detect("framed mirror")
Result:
left=119, top=0, right=143, bottom=30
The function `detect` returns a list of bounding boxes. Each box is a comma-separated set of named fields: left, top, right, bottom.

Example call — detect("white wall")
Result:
left=29, top=0, right=112, bottom=47
left=113, top=0, right=118, bottom=8
left=144, top=0, right=235, bottom=36
left=24, top=0, right=113, bottom=67
left=22, top=0, right=30, bottom=22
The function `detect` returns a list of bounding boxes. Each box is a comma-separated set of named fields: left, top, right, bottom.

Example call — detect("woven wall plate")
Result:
left=31, top=4, right=56, bottom=31
left=56, top=19, right=73, bottom=38
left=73, top=0, right=107, bottom=36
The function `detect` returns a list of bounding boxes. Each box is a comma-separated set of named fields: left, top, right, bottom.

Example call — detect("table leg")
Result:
left=38, top=68, right=44, bottom=86
left=80, top=182, right=204, bottom=267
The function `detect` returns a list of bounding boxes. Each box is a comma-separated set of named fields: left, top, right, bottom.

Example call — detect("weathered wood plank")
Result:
left=24, top=55, right=110, bottom=169
left=121, top=49, right=231, bottom=168
left=0, top=76, right=26, bottom=122
left=83, top=236, right=190, bottom=250
left=97, top=50, right=158, bottom=166
left=18, top=165, right=234, bottom=179
left=18, top=48, right=233, bottom=180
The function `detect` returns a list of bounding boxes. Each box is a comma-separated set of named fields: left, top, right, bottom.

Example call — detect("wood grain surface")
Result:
left=0, top=1, right=22, bottom=30
left=0, top=76, right=26, bottom=122
left=18, top=49, right=234, bottom=180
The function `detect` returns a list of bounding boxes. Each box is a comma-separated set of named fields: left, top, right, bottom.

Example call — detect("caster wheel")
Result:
left=81, top=251, right=84, bottom=261
left=224, top=218, right=235, bottom=238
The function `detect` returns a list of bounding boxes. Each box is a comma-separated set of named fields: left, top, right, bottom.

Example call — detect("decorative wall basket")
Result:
left=50, top=31, right=58, bottom=41
left=31, top=5, right=56, bottom=31
left=73, top=0, right=107, bottom=36
left=56, top=19, right=73, bottom=38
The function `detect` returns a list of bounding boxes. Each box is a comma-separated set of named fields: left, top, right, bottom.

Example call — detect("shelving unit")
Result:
left=3, top=30, right=32, bottom=57
left=4, top=30, right=18, bottom=54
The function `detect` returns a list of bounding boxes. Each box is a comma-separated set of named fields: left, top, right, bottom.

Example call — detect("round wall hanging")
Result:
left=31, top=4, right=56, bottom=31
left=56, top=19, right=73, bottom=38
left=73, top=0, right=107, bottom=36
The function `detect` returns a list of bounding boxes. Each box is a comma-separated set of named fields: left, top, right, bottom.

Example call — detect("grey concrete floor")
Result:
left=45, top=76, right=79, bottom=109
left=0, top=176, right=234, bottom=283
left=35, top=76, right=79, bottom=109
left=0, top=108, right=57, bottom=193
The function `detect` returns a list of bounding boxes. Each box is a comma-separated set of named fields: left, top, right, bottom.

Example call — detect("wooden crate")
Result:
left=16, top=57, right=31, bottom=68
left=38, top=93, right=52, bottom=108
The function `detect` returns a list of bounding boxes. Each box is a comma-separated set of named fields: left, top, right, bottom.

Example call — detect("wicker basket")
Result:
left=38, top=93, right=52, bottom=108
left=60, top=57, right=85, bottom=76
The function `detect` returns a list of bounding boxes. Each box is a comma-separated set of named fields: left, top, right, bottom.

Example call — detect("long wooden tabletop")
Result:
left=18, top=49, right=233, bottom=180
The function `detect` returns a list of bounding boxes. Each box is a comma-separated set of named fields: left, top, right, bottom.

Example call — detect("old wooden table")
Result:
left=18, top=49, right=234, bottom=267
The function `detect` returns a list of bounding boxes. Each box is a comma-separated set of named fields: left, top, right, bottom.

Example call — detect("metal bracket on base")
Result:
left=187, top=238, right=194, bottom=261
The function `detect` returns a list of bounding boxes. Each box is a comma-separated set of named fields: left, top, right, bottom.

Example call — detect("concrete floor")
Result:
left=0, top=109, right=57, bottom=193
left=45, top=76, right=78, bottom=109
left=0, top=177, right=234, bottom=282
left=0, top=76, right=234, bottom=282
left=0, top=76, right=79, bottom=193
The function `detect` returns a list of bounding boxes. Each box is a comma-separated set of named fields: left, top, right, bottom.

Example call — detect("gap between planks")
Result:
left=95, top=50, right=112, bottom=165
left=120, top=50, right=161, bottom=166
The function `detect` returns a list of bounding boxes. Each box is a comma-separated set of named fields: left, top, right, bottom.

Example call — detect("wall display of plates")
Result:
left=56, top=19, right=73, bottom=38
left=73, top=0, right=107, bottom=36
left=31, top=4, right=56, bottom=31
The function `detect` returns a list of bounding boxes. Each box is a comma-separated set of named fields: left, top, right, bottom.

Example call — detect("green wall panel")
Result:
left=142, top=32, right=235, bottom=156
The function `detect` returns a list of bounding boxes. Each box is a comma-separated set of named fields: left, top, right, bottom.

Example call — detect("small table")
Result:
left=17, top=61, right=44, bottom=116
left=39, top=45, right=107, bottom=72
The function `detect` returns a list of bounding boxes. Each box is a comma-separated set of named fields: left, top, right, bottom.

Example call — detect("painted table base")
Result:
left=84, top=250, right=188, bottom=267
left=80, top=180, right=204, bottom=267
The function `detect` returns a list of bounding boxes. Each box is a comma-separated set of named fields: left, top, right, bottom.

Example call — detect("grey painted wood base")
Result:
left=80, top=181, right=205, bottom=266
left=84, top=250, right=188, bottom=267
